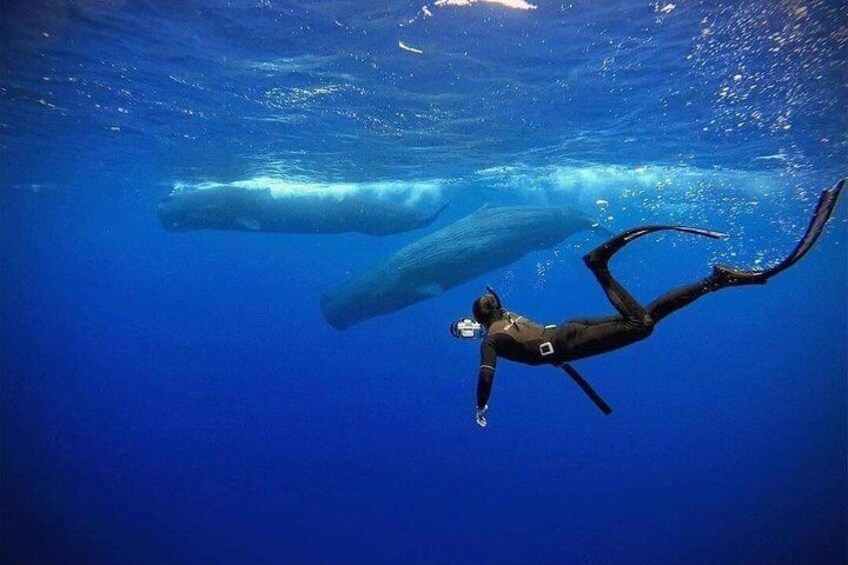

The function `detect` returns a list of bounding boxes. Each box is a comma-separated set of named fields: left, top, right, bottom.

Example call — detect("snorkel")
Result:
left=485, top=285, right=503, bottom=310
left=484, top=284, right=517, bottom=327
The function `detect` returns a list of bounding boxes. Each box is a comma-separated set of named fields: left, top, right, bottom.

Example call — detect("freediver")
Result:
left=450, top=180, right=845, bottom=428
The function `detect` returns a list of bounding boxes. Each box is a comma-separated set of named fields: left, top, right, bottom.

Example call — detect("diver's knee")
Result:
left=634, top=323, right=654, bottom=340
left=625, top=314, right=655, bottom=337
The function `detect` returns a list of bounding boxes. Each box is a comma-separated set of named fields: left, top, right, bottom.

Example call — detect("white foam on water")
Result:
left=245, top=55, right=340, bottom=75
left=433, top=0, right=537, bottom=10
left=172, top=176, right=444, bottom=205
left=475, top=162, right=781, bottom=196
left=173, top=162, right=794, bottom=210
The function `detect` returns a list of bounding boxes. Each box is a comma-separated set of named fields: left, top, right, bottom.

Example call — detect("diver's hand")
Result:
left=475, top=405, right=489, bottom=428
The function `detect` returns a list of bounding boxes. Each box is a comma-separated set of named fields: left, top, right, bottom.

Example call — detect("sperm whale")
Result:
left=321, top=205, right=602, bottom=329
left=158, top=185, right=448, bottom=236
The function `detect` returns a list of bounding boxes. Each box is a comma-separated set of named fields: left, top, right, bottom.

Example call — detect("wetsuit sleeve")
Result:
left=477, top=336, right=498, bottom=409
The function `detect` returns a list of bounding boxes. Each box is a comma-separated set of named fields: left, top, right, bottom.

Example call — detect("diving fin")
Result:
left=584, top=224, right=730, bottom=269
left=713, top=178, right=845, bottom=286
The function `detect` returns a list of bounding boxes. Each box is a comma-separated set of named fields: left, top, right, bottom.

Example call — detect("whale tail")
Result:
left=386, top=200, right=449, bottom=234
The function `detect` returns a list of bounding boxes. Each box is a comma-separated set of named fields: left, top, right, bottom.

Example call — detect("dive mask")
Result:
left=450, top=318, right=485, bottom=339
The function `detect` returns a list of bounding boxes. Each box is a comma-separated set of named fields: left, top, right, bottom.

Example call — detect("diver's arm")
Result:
left=477, top=336, right=498, bottom=408
left=475, top=337, right=498, bottom=427
left=477, top=366, right=494, bottom=409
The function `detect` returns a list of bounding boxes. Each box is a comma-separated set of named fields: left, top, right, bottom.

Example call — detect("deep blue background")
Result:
left=2, top=1, right=847, bottom=563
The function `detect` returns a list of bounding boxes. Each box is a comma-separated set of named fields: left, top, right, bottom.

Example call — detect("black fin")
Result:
left=584, top=224, right=730, bottom=269
left=714, top=178, right=845, bottom=285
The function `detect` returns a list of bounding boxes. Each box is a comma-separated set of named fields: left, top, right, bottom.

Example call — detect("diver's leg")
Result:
left=650, top=182, right=845, bottom=321
left=559, top=274, right=721, bottom=361
left=563, top=270, right=723, bottom=347
left=647, top=274, right=722, bottom=323
left=649, top=179, right=845, bottom=321
left=581, top=179, right=844, bottom=323
left=583, top=255, right=651, bottom=325
left=565, top=314, right=620, bottom=326
left=582, top=225, right=729, bottom=325
left=558, top=316, right=654, bottom=362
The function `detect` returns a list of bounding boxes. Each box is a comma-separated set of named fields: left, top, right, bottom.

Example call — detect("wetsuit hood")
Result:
left=472, top=293, right=504, bottom=327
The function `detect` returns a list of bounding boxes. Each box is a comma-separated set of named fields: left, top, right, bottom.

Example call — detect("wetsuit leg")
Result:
left=559, top=266, right=725, bottom=360
left=560, top=269, right=725, bottom=361
left=552, top=242, right=657, bottom=361
left=650, top=180, right=845, bottom=320
left=581, top=224, right=727, bottom=326
left=583, top=255, right=651, bottom=326
left=559, top=180, right=844, bottom=362
left=648, top=272, right=728, bottom=323
left=557, top=315, right=654, bottom=362
left=647, top=276, right=721, bottom=323
left=565, top=314, right=620, bottom=326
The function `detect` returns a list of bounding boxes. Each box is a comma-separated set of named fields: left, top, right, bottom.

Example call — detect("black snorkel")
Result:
left=485, top=285, right=503, bottom=310
left=485, top=284, right=515, bottom=327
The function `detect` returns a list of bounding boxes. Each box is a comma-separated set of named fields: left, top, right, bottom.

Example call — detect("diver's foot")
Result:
left=583, top=225, right=729, bottom=271
left=583, top=226, right=658, bottom=271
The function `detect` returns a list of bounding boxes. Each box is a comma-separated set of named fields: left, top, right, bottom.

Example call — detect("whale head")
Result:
left=157, top=188, right=268, bottom=232
left=319, top=267, right=437, bottom=330
left=157, top=194, right=195, bottom=231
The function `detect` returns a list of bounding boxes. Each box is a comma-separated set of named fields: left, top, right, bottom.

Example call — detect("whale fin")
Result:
left=417, top=283, right=444, bottom=298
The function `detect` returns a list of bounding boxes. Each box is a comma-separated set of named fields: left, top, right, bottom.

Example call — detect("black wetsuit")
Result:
left=476, top=265, right=729, bottom=409
left=475, top=179, right=844, bottom=410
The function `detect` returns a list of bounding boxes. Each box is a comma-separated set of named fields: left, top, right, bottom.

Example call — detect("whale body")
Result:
left=321, top=205, right=602, bottom=329
left=158, top=186, right=448, bottom=236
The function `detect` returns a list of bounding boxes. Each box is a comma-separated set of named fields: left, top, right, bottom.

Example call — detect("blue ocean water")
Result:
left=1, top=0, right=846, bottom=563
